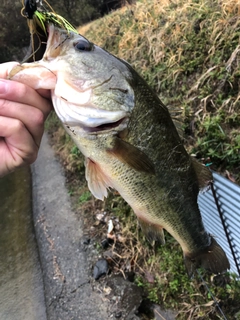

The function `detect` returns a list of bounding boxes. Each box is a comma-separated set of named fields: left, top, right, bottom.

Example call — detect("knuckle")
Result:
left=13, top=119, right=25, bottom=132
left=0, top=98, right=9, bottom=112
left=14, top=82, right=29, bottom=98
left=29, top=149, right=38, bottom=163
left=32, top=109, right=45, bottom=126
left=23, top=147, right=38, bottom=165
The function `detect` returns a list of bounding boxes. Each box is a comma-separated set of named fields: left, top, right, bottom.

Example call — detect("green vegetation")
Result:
left=79, top=191, right=92, bottom=203
left=45, top=0, right=240, bottom=318
left=193, top=111, right=240, bottom=167
left=100, top=192, right=240, bottom=319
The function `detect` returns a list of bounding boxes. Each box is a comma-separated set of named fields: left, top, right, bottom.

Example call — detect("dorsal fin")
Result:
left=191, top=157, right=213, bottom=189
left=168, top=105, right=184, bottom=139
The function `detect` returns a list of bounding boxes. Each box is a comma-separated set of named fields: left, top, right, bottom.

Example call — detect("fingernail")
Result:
left=0, top=80, right=8, bottom=94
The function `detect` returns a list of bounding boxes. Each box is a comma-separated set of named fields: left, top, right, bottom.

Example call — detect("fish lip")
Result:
left=83, top=116, right=128, bottom=133
left=64, top=116, right=129, bottom=134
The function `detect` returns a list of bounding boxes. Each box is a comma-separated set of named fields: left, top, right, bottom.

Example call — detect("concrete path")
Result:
left=31, top=132, right=109, bottom=320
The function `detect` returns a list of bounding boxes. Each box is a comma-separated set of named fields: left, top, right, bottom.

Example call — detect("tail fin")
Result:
left=184, top=237, right=230, bottom=277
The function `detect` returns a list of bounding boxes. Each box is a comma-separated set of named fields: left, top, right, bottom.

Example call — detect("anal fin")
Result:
left=85, top=158, right=113, bottom=201
left=138, top=217, right=165, bottom=245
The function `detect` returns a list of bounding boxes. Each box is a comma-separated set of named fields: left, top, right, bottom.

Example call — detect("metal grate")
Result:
left=198, top=172, right=240, bottom=276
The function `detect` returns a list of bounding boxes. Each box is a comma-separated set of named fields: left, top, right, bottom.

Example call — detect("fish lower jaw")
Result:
left=79, top=117, right=128, bottom=134
left=52, top=94, right=129, bottom=134
left=61, top=116, right=128, bottom=136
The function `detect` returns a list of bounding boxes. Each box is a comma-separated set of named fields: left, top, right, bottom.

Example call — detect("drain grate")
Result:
left=198, top=172, right=240, bottom=276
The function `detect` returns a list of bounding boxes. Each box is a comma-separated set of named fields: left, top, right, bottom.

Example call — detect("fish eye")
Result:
left=74, top=39, right=92, bottom=52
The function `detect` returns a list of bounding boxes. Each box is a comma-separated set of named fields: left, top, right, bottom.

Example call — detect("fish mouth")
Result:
left=64, top=116, right=128, bottom=134
left=52, top=94, right=128, bottom=134
left=81, top=117, right=128, bottom=133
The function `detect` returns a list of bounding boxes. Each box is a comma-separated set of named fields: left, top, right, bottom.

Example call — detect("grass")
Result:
left=45, top=0, right=240, bottom=318
left=79, top=191, right=92, bottom=203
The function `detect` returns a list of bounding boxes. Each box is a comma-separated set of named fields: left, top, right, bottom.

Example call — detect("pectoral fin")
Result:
left=85, top=158, right=113, bottom=200
left=107, top=137, right=155, bottom=174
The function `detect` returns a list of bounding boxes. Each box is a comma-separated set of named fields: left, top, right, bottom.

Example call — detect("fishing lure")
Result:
left=21, top=0, right=78, bottom=61
left=22, top=0, right=78, bottom=34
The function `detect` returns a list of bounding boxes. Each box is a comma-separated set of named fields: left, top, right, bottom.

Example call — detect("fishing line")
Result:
left=196, top=270, right=228, bottom=320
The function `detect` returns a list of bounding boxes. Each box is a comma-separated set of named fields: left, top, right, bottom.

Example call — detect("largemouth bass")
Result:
left=10, top=24, right=230, bottom=276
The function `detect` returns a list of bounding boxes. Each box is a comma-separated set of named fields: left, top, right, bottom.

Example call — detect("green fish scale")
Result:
left=109, top=67, right=211, bottom=253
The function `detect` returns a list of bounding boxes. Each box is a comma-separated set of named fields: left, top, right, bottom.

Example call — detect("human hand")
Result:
left=0, top=61, right=52, bottom=177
